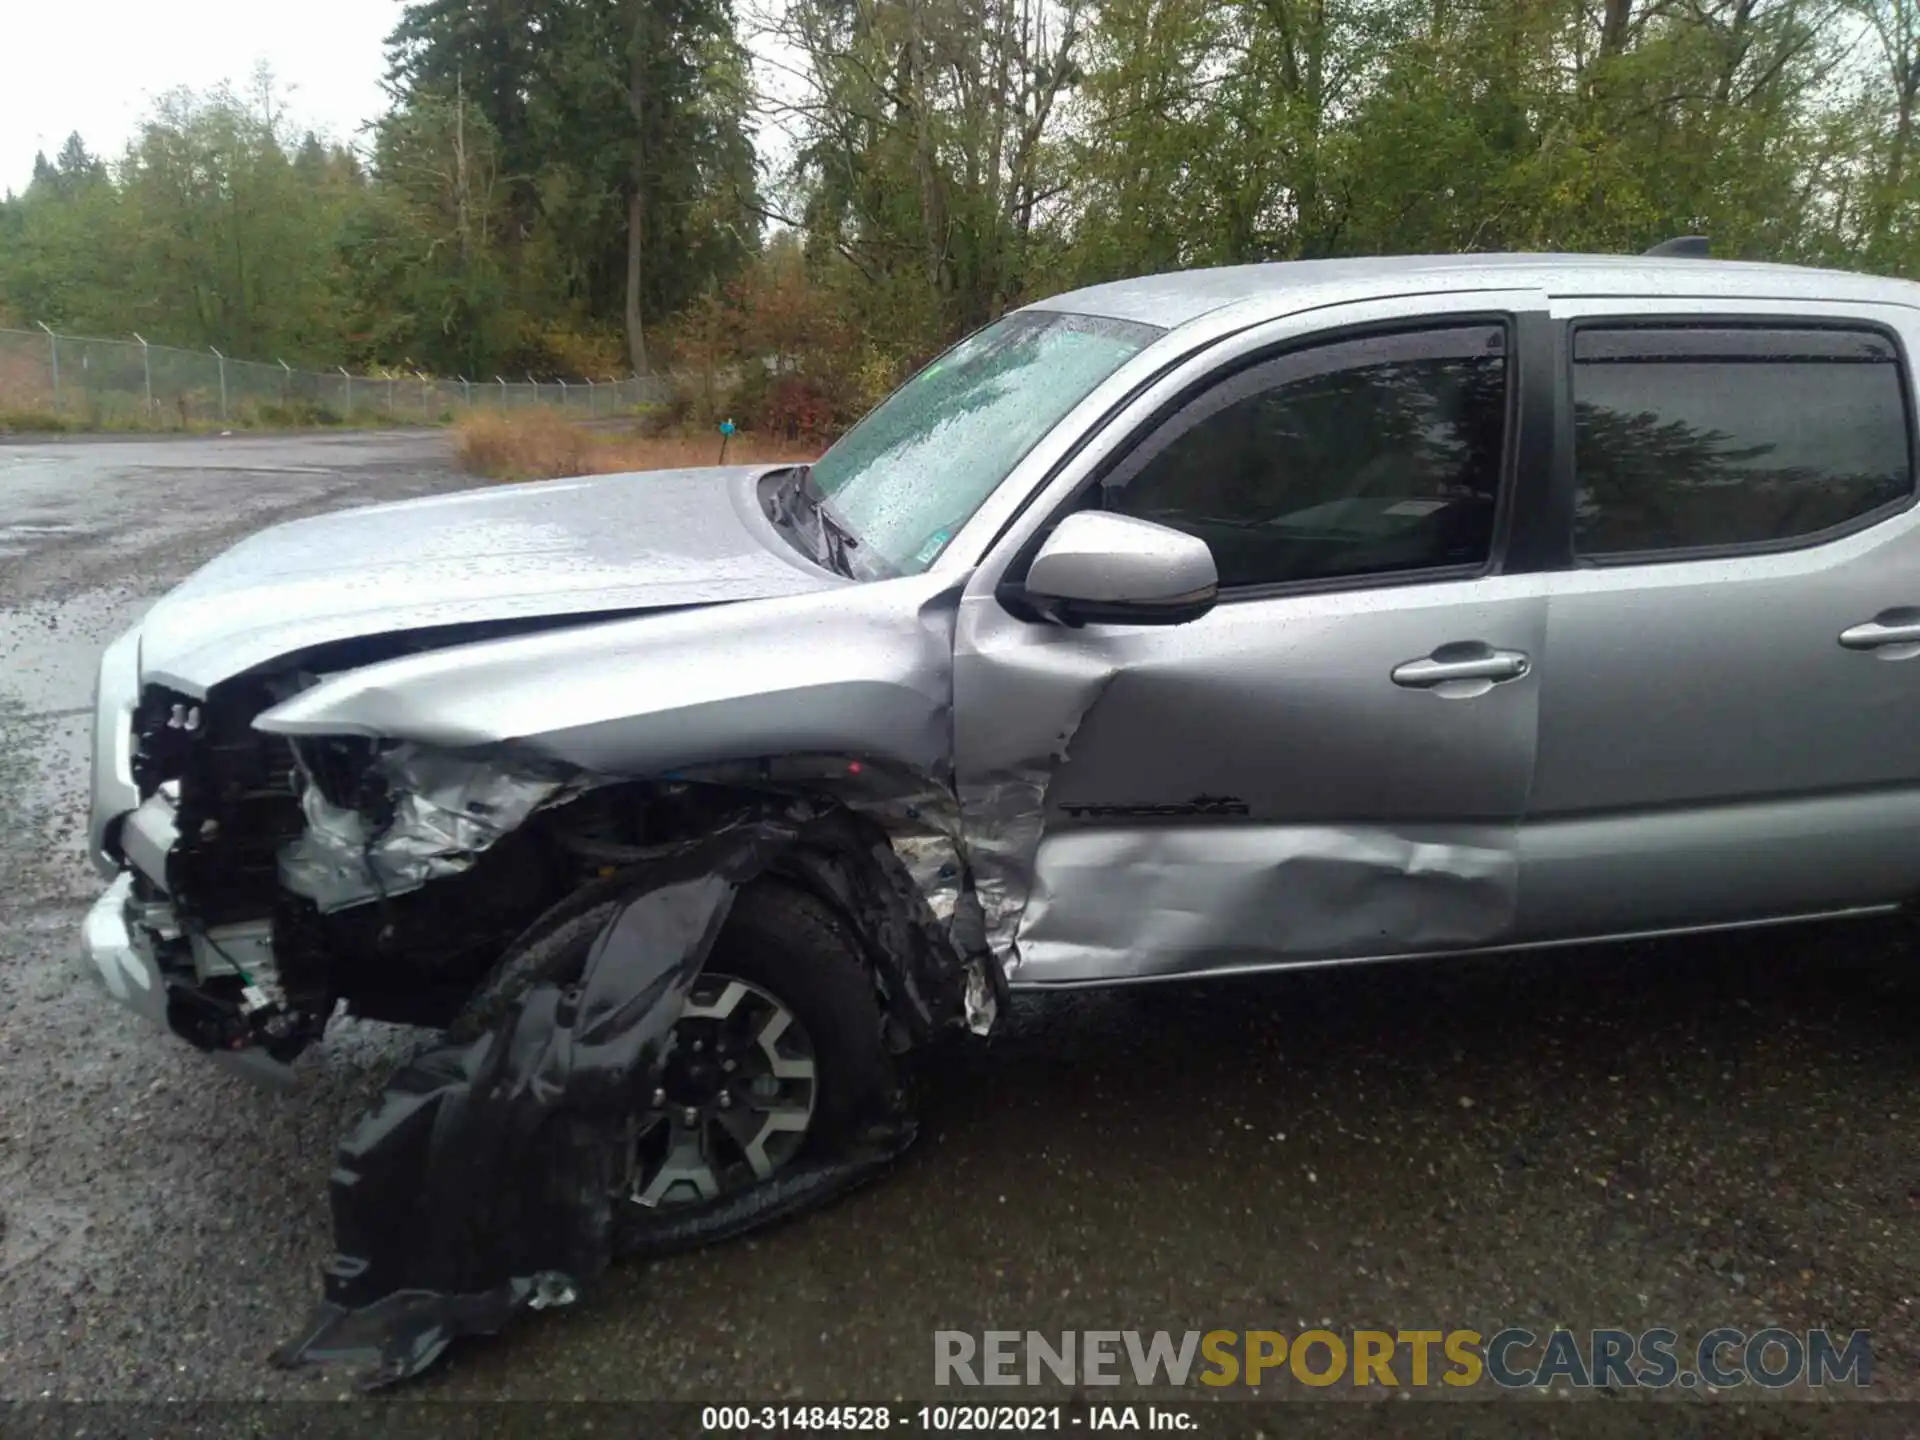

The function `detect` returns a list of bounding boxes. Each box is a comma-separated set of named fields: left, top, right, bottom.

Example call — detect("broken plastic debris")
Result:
left=275, top=805, right=957, bottom=1389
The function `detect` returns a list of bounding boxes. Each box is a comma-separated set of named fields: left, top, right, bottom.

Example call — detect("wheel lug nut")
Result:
left=718, top=1091, right=733, bottom=1109
left=721, top=1059, right=738, bottom=1073
left=651, top=1087, right=666, bottom=1108
left=682, top=1106, right=700, bottom=1126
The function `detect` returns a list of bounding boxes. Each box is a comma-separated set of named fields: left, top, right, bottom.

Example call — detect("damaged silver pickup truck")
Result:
left=80, top=249, right=1920, bottom=1383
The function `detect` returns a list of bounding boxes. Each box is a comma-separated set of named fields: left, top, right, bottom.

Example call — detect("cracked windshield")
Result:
left=809, top=311, right=1161, bottom=573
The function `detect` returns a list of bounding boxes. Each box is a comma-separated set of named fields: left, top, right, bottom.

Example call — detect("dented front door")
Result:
left=952, top=293, right=1556, bottom=986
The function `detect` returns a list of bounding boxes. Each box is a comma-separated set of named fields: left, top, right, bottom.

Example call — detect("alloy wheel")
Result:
left=626, top=972, right=819, bottom=1209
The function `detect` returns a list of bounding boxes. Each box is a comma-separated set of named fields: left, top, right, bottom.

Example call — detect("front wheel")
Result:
left=449, top=874, right=903, bottom=1255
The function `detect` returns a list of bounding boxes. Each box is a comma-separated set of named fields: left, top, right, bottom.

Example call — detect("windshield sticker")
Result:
left=913, top=530, right=952, bottom=566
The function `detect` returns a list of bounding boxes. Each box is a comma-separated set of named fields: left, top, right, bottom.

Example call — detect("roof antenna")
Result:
left=1644, top=236, right=1711, bottom=258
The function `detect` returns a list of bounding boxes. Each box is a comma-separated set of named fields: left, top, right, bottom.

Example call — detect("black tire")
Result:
left=446, top=872, right=896, bottom=1253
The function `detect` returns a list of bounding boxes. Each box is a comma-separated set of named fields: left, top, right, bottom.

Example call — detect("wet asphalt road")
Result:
left=0, top=431, right=1916, bottom=1421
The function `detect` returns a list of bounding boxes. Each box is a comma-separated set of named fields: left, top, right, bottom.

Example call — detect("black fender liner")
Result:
left=273, top=803, right=971, bottom=1389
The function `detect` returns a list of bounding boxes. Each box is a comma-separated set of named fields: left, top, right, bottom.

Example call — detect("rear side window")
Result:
left=1571, top=325, right=1914, bottom=558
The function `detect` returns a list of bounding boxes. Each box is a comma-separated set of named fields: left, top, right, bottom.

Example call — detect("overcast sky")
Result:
left=2, top=0, right=404, bottom=196
left=2, top=0, right=806, bottom=199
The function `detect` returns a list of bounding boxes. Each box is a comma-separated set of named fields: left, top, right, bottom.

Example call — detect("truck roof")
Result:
left=1025, top=253, right=1920, bottom=330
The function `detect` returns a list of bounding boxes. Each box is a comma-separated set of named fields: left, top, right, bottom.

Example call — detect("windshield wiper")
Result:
left=768, top=464, right=861, bottom=578
left=801, top=468, right=864, bottom=576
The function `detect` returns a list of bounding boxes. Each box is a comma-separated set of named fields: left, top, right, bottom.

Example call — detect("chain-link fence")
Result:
left=0, top=325, right=669, bottom=428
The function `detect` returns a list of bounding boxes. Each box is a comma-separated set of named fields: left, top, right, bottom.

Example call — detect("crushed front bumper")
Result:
left=78, top=869, right=297, bottom=1089
left=80, top=874, right=168, bottom=1026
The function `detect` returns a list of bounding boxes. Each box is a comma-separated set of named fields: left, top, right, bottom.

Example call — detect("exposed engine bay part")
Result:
left=274, top=804, right=940, bottom=1388
left=113, top=663, right=1006, bottom=1072
left=278, top=742, right=584, bottom=912
left=272, top=732, right=1002, bottom=1034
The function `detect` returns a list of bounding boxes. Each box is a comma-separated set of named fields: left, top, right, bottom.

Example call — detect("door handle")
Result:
left=1391, top=646, right=1531, bottom=691
left=1839, top=616, right=1920, bottom=651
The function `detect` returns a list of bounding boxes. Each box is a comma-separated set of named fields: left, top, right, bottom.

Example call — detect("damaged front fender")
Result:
left=256, top=562, right=1010, bottom=1016
left=253, top=571, right=965, bottom=780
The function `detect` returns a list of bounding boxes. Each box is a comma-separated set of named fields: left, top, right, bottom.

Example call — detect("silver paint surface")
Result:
left=951, top=289, right=1559, bottom=979
left=1030, top=253, right=1919, bottom=330
left=254, top=571, right=964, bottom=780
left=1516, top=293, right=1920, bottom=940
left=953, top=570, right=1551, bottom=978
left=87, top=622, right=142, bottom=877
left=118, top=790, right=180, bottom=893
left=1024, top=511, right=1218, bottom=605
left=1014, top=823, right=1517, bottom=983
left=134, top=464, right=839, bottom=695
left=79, top=874, right=162, bottom=1019
left=1515, top=789, right=1920, bottom=939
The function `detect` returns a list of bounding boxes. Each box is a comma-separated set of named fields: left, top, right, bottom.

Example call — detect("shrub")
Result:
left=760, top=374, right=838, bottom=442
left=250, top=400, right=345, bottom=428
left=656, top=238, right=919, bottom=441
left=0, top=409, right=71, bottom=435
left=454, top=408, right=822, bottom=482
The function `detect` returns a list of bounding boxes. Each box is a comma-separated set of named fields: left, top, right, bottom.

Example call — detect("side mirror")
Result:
left=1020, top=511, right=1219, bottom=626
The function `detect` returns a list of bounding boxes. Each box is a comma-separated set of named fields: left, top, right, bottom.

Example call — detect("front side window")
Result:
left=1095, top=325, right=1511, bottom=590
left=1572, top=325, right=1914, bottom=557
left=809, top=309, right=1163, bottom=576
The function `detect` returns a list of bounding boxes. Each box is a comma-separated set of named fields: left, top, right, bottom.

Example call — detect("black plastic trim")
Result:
left=1498, top=309, right=1574, bottom=574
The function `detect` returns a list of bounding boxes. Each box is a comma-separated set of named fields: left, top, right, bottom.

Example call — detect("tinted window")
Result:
left=1097, top=326, right=1509, bottom=589
left=1572, top=326, right=1913, bottom=557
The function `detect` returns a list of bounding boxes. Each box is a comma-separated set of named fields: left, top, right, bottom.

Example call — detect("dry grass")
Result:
left=455, top=408, right=822, bottom=481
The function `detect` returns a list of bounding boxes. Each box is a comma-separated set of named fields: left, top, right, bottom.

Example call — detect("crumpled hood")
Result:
left=135, top=464, right=842, bottom=694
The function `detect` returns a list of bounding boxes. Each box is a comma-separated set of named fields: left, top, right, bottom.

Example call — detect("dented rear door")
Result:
left=952, top=291, right=1561, bottom=985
